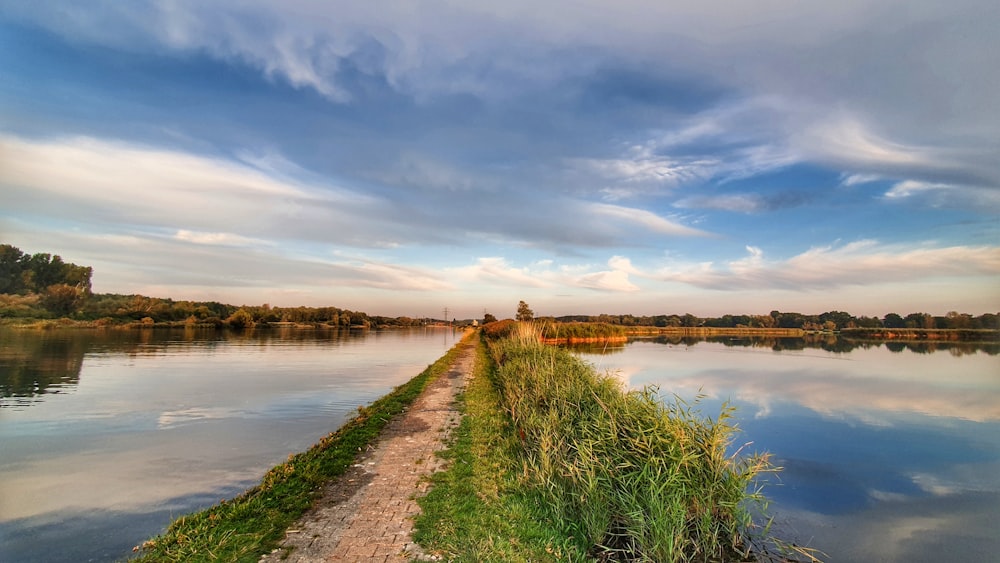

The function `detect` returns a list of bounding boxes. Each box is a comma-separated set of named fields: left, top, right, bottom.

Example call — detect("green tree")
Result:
left=0, top=244, right=26, bottom=294
left=904, top=312, right=934, bottom=329
left=883, top=313, right=905, bottom=328
left=483, top=312, right=498, bottom=324
left=516, top=300, right=534, bottom=322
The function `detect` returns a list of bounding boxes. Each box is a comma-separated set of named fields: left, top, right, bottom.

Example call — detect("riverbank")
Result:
left=130, top=331, right=473, bottom=562
left=627, top=326, right=806, bottom=337
left=840, top=327, right=1000, bottom=341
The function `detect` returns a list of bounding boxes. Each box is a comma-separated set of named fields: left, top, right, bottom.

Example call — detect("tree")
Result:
left=226, top=308, right=255, bottom=329
left=41, top=284, right=85, bottom=317
left=483, top=312, right=498, bottom=324
left=0, top=244, right=26, bottom=294
left=883, top=313, right=905, bottom=328
left=904, top=312, right=934, bottom=329
left=516, top=300, right=534, bottom=322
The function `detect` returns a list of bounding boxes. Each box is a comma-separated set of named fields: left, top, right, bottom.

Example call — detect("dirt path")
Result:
left=260, top=339, right=474, bottom=562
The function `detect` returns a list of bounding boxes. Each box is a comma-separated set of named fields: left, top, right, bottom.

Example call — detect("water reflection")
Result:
left=0, top=327, right=460, bottom=563
left=0, top=330, right=87, bottom=407
left=577, top=337, right=1000, bottom=563
left=0, top=327, right=386, bottom=409
left=639, top=334, right=999, bottom=355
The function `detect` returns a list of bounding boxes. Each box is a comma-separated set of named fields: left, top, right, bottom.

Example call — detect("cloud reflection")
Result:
left=606, top=342, right=1000, bottom=423
left=584, top=340, right=1000, bottom=562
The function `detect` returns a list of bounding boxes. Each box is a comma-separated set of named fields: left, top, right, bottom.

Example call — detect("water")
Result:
left=576, top=336, right=1000, bottom=563
left=0, top=326, right=460, bottom=563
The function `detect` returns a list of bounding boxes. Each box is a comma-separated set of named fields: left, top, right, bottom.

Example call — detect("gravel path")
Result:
left=260, top=339, right=474, bottom=562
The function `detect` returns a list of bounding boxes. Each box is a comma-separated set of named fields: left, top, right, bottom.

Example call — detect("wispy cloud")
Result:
left=652, top=241, right=1000, bottom=290
left=673, top=191, right=812, bottom=213
left=587, top=203, right=709, bottom=237
left=0, top=134, right=379, bottom=245
left=574, top=148, right=716, bottom=191
left=883, top=180, right=1000, bottom=211
left=448, top=257, right=553, bottom=289
left=447, top=255, right=641, bottom=293
left=174, top=230, right=270, bottom=248
left=1, top=1, right=997, bottom=314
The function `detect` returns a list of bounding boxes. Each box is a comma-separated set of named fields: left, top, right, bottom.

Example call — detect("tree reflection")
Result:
left=637, top=334, right=999, bottom=356
left=0, top=330, right=86, bottom=407
left=0, top=326, right=376, bottom=408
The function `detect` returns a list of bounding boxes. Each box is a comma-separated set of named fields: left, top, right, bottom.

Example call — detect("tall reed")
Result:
left=485, top=322, right=775, bottom=562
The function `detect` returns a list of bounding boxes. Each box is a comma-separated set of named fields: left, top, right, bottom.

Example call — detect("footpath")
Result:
left=259, top=338, right=474, bottom=562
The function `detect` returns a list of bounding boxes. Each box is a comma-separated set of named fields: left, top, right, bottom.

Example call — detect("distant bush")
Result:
left=481, top=319, right=516, bottom=340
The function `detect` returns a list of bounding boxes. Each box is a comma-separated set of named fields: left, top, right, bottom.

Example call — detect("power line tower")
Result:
left=443, top=307, right=450, bottom=326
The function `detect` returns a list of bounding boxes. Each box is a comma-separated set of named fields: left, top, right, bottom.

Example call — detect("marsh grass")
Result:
left=539, top=322, right=627, bottom=341
left=129, top=333, right=472, bottom=563
left=414, top=338, right=587, bottom=561
left=418, top=323, right=792, bottom=562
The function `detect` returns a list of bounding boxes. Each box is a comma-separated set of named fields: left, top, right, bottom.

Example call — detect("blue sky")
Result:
left=1, top=1, right=998, bottom=319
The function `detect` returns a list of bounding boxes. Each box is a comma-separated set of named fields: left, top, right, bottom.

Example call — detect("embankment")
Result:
left=416, top=321, right=790, bottom=562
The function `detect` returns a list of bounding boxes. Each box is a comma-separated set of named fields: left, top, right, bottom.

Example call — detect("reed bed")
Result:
left=484, top=322, right=776, bottom=562
left=540, top=322, right=628, bottom=341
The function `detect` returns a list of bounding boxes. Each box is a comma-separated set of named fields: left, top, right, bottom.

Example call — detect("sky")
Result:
left=1, top=1, right=998, bottom=320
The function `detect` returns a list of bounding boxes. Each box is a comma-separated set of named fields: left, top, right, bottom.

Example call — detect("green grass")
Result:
left=129, top=333, right=472, bottom=563
left=416, top=323, right=795, bottom=562
left=413, top=336, right=589, bottom=561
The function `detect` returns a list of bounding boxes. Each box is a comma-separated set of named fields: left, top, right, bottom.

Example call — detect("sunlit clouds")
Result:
left=0, top=1, right=997, bottom=316
left=650, top=241, right=1000, bottom=291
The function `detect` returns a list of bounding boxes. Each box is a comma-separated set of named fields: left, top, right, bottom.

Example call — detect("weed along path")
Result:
left=260, top=337, right=474, bottom=563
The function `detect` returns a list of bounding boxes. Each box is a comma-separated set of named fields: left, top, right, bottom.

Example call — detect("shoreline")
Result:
left=129, top=332, right=474, bottom=562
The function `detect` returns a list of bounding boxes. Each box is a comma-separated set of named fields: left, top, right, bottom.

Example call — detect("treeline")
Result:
left=549, top=309, right=999, bottom=331
left=0, top=244, right=93, bottom=316
left=4, top=291, right=428, bottom=329
left=0, top=244, right=424, bottom=328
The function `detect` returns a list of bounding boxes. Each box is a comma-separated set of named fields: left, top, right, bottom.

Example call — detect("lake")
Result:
left=576, top=336, right=1000, bottom=563
left=3, top=329, right=997, bottom=562
left=0, top=326, right=461, bottom=563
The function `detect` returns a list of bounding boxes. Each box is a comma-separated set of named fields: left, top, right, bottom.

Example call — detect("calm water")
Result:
left=0, top=327, right=460, bottom=563
left=577, top=336, right=1000, bottom=563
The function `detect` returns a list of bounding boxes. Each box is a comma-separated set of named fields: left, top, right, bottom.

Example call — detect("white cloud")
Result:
left=885, top=180, right=951, bottom=199
left=174, top=230, right=269, bottom=247
left=576, top=148, right=715, bottom=189
left=0, top=134, right=377, bottom=243
left=587, top=203, right=708, bottom=237
left=655, top=241, right=1000, bottom=290
left=448, top=255, right=644, bottom=293
left=343, top=258, right=454, bottom=291
left=607, top=255, right=639, bottom=274
left=448, top=257, right=551, bottom=288
left=842, top=173, right=882, bottom=186
left=881, top=180, right=1000, bottom=211
left=799, top=116, right=930, bottom=169
left=574, top=269, right=639, bottom=292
